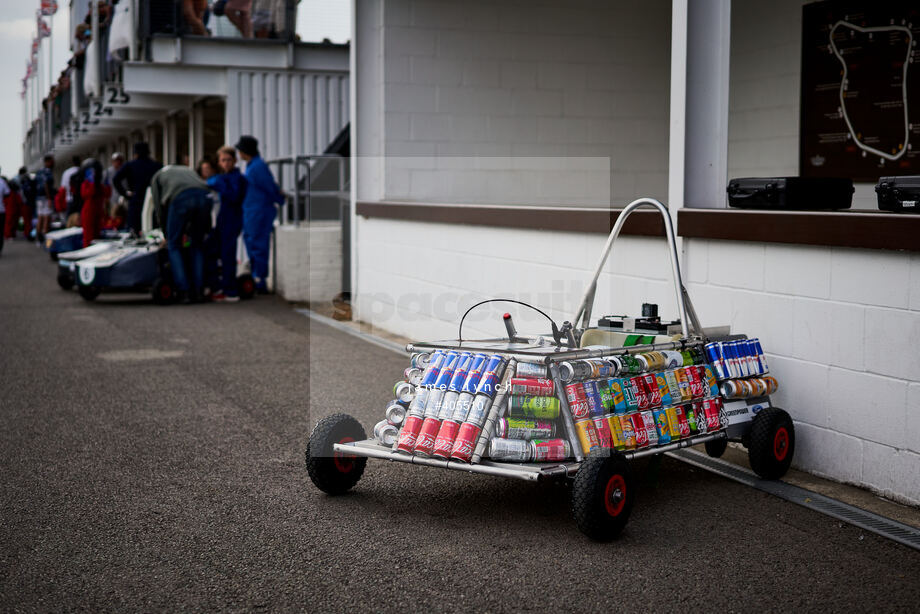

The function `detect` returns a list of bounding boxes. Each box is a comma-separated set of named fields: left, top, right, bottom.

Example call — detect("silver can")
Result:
left=496, top=417, right=556, bottom=440
left=439, top=390, right=460, bottom=420
left=450, top=392, right=475, bottom=423
left=407, top=387, right=430, bottom=417
left=515, top=362, right=547, bottom=379
left=489, top=437, right=533, bottom=462
left=385, top=401, right=407, bottom=426
left=374, top=420, right=398, bottom=446
left=465, top=394, right=493, bottom=427
left=424, top=388, right=447, bottom=418
left=404, top=367, right=424, bottom=386
left=394, top=381, right=415, bottom=404
left=410, top=352, right=431, bottom=369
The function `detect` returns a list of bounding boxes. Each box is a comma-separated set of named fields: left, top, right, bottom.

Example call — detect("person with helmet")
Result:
left=235, top=135, right=282, bottom=294
left=79, top=158, right=111, bottom=248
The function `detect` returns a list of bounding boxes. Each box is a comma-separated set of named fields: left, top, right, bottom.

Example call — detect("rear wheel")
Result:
left=151, top=278, right=176, bottom=305
left=572, top=450, right=634, bottom=541
left=237, top=274, right=256, bottom=300
left=305, top=414, right=367, bottom=495
left=748, top=407, right=795, bottom=479
left=77, top=285, right=101, bottom=301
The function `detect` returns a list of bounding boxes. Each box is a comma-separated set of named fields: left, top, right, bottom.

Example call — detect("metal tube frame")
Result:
left=572, top=198, right=692, bottom=337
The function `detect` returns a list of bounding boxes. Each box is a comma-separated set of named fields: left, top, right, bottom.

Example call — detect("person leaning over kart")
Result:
left=149, top=165, right=216, bottom=304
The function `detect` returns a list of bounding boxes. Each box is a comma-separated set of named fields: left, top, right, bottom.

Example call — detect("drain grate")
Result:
left=668, top=448, right=920, bottom=552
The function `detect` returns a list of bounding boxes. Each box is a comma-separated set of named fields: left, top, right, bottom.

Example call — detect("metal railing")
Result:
left=141, top=0, right=298, bottom=42
left=265, top=154, right=349, bottom=225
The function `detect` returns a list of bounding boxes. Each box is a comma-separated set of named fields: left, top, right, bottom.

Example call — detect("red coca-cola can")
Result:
left=413, top=417, right=441, bottom=456
left=631, top=376, right=649, bottom=410
left=431, top=420, right=460, bottom=459
left=641, top=374, right=661, bottom=408
left=703, top=398, right=723, bottom=431
left=395, top=415, right=424, bottom=453
left=565, top=382, right=590, bottom=419
left=631, top=412, right=649, bottom=448
left=531, top=438, right=571, bottom=462
left=509, top=378, right=555, bottom=396
left=450, top=422, right=482, bottom=463
left=592, top=415, right=613, bottom=449
left=688, top=365, right=705, bottom=400
left=676, top=405, right=691, bottom=438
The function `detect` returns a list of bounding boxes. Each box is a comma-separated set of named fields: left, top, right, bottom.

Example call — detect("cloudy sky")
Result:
left=0, top=0, right=350, bottom=177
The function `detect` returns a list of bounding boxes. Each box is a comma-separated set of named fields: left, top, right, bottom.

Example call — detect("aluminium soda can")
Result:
left=665, top=406, right=681, bottom=440
left=664, top=370, right=681, bottom=402
left=631, top=412, right=649, bottom=448
left=641, top=374, right=662, bottom=408
left=635, top=354, right=651, bottom=372
left=423, top=351, right=461, bottom=418
left=653, top=407, right=671, bottom=444
left=450, top=422, right=482, bottom=462
left=565, top=382, right=591, bottom=419
left=752, top=338, right=770, bottom=374
left=763, top=375, right=778, bottom=395
left=385, top=401, right=407, bottom=426
left=723, top=342, right=742, bottom=378
left=702, top=365, right=720, bottom=398
left=410, top=352, right=431, bottom=369
left=489, top=437, right=533, bottom=462
left=606, top=413, right=626, bottom=450
left=407, top=350, right=447, bottom=417
left=749, top=377, right=767, bottom=397
left=393, top=381, right=415, bottom=404
left=592, top=415, right=613, bottom=449
left=531, top=438, right=572, bottom=462
left=618, top=414, right=637, bottom=450
left=631, top=376, right=649, bottom=410
left=439, top=353, right=475, bottom=419
left=509, top=378, right=555, bottom=396
left=674, top=368, right=692, bottom=403
left=413, top=417, right=442, bottom=455
left=587, top=359, right=616, bottom=378
left=640, top=410, right=659, bottom=446
left=719, top=380, right=741, bottom=399
left=374, top=420, right=398, bottom=447
left=607, top=378, right=627, bottom=414
left=622, top=377, right=640, bottom=412
left=432, top=420, right=461, bottom=459
left=574, top=419, right=601, bottom=455
left=496, top=417, right=555, bottom=440
left=516, top=362, right=548, bottom=379
left=466, top=394, right=494, bottom=427
left=508, top=395, right=561, bottom=419
left=395, top=415, right=425, bottom=453
left=583, top=380, right=606, bottom=418
left=655, top=373, right=673, bottom=408
left=704, top=342, right=727, bottom=380
left=597, top=379, right=615, bottom=412
left=475, top=355, right=506, bottom=398
left=618, top=354, right=643, bottom=375
left=680, top=350, right=695, bottom=367
left=687, top=365, right=705, bottom=400
left=663, top=351, right=684, bottom=370
left=675, top=405, right=691, bottom=438
left=404, top=367, right=423, bottom=386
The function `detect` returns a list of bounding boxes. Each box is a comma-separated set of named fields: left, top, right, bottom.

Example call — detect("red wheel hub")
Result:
left=773, top=427, right=789, bottom=462
left=160, top=285, right=172, bottom=299
left=604, top=474, right=626, bottom=517
left=333, top=436, right=356, bottom=473
left=242, top=279, right=254, bottom=294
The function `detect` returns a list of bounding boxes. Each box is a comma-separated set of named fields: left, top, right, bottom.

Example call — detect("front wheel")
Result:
left=748, top=407, right=795, bottom=480
left=305, top=413, right=367, bottom=495
left=704, top=437, right=728, bottom=458
left=77, top=285, right=101, bottom=301
left=152, top=278, right=176, bottom=305
left=57, top=271, right=74, bottom=290
left=572, top=450, right=634, bottom=542
left=237, top=274, right=256, bottom=300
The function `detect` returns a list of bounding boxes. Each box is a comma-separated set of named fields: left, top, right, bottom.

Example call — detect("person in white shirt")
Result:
left=61, top=156, right=82, bottom=227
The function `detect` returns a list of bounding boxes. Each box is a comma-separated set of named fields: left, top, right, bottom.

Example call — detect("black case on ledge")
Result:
left=876, top=176, right=920, bottom=213
left=726, top=177, right=854, bottom=210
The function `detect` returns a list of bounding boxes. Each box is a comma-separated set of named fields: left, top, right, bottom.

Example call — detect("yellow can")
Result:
left=574, top=419, right=600, bottom=455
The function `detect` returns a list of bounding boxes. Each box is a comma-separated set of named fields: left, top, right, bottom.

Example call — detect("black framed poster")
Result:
left=800, top=1, right=920, bottom=180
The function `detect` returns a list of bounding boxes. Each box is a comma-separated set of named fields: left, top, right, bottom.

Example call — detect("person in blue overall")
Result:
left=235, top=135, right=282, bottom=293
left=207, top=146, right=248, bottom=301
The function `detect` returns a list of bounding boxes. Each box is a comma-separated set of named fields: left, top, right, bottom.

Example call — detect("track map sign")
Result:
left=800, top=1, right=920, bottom=180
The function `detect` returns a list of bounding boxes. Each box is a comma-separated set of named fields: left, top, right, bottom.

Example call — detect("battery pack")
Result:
left=726, top=177, right=853, bottom=210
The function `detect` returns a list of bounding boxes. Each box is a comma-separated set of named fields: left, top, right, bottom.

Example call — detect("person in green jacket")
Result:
left=149, top=165, right=216, bottom=303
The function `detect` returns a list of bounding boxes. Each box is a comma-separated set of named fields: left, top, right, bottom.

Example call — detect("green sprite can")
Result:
left=508, top=395, right=561, bottom=419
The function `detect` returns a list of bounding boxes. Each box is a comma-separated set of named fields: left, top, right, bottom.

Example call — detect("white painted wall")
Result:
left=351, top=0, right=920, bottom=504
left=375, top=0, right=671, bottom=206
left=276, top=223, right=343, bottom=303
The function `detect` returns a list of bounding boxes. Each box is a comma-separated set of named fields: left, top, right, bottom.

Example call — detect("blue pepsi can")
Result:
left=460, top=354, right=488, bottom=394
left=582, top=381, right=606, bottom=418
left=476, top=355, right=506, bottom=397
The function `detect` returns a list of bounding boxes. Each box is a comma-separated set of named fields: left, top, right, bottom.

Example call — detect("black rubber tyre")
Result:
left=237, top=274, right=256, bottom=300
left=57, top=271, right=74, bottom=290
left=704, top=437, right=728, bottom=458
left=572, top=450, right=634, bottom=542
left=50, top=252, right=58, bottom=262
left=77, top=285, right=101, bottom=301
left=305, top=414, right=367, bottom=495
left=748, top=407, right=795, bottom=480
left=152, top=278, right=176, bottom=305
